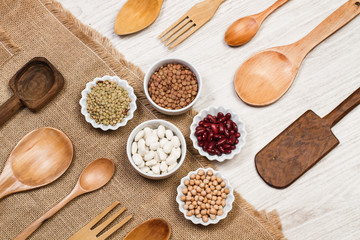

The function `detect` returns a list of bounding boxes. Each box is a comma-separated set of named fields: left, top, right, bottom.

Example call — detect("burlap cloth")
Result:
left=0, top=0, right=285, bottom=239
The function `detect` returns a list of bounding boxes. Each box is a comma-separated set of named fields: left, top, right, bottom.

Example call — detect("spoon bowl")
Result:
left=0, top=127, right=73, bottom=199
left=114, top=0, right=164, bottom=35
left=123, top=218, right=171, bottom=240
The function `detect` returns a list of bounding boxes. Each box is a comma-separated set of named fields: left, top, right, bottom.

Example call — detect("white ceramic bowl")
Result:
left=144, top=58, right=202, bottom=115
left=79, top=75, right=137, bottom=131
left=126, top=119, right=186, bottom=180
left=176, top=168, right=235, bottom=226
left=190, top=106, right=247, bottom=162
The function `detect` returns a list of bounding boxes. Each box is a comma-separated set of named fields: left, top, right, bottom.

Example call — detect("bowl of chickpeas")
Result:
left=176, top=168, right=234, bottom=226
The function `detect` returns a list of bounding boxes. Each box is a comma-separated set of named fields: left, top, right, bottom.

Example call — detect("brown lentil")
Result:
left=148, top=63, right=198, bottom=110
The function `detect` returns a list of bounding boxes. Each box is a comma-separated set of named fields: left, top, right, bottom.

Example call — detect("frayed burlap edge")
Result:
left=38, top=1, right=285, bottom=239
left=0, top=24, right=21, bottom=55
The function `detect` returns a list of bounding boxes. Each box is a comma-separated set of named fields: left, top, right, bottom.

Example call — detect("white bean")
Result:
left=132, top=154, right=143, bottom=166
left=165, top=130, right=173, bottom=140
left=145, top=133, right=158, bottom=146
left=150, top=142, right=159, bottom=151
left=168, top=162, right=178, bottom=172
left=171, top=136, right=180, bottom=148
left=157, top=125, right=165, bottom=138
left=163, top=141, right=173, bottom=154
left=146, top=159, right=157, bottom=166
left=154, top=152, right=160, bottom=162
left=152, top=164, right=160, bottom=175
left=148, top=171, right=154, bottom=175
left=160, top=161, right=168, bottom=172
left=171, top=147, right=181, bottom=159
left=138, top=160, right=145, bottom=168
left=144, top=151, right=155, bottom=161
left=138, top=139, right=146, bottom=156
left=140, top=166, right=150, bottom=173
left=135, top=130, right=144, bottom=141
left=160, top=138, right=168, bottom=148
left=144, top=127, right=152, bottom=138
left=166, top=155, right=177, bottom=165
left=131, top=142, right=137, bottom=155
left=157, top=148, right=167, bottom=161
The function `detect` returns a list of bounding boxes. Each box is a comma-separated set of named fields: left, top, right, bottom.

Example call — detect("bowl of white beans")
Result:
left=126, top=119, right=186, bottom=180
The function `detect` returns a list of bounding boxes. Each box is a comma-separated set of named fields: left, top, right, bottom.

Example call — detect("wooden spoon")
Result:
left=114, top=0, right=164, bottom=35
left=0, top=57, right=64, bottom=127
left=0, top=127, right=73, bottom=200
left=234, top=0, right=360, bottom=106
left=15, top=158, right=115, bottom=240
left=123, top=218, right=171, bottom=240
left=225, top=0, right=289, bottom=46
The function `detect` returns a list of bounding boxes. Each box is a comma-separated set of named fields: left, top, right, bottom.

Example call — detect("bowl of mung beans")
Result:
left=176, top=168, right=234, bottom=226
left=80, top=75, right=137, bottom=131
left=144, top=58, right=202, bottom=115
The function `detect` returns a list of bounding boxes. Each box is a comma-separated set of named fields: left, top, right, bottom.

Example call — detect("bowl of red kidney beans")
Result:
left=190, top=106, right=247, bottom=162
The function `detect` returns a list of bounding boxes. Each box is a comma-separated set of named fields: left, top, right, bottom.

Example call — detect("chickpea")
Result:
left=184, top=179, right=190, bottom=186
left=202, top=215, right=209, bottom=223
left=180, top=195, right=186, bottom=201
left=195, top=175, right=200, bottom=180
left=207, top=170, right=213, bottom=176
left=182, top=188, right=188, bottom=194
left=224, top=188, right=230, bottom=194
left=198, top=169, right=205, bottom=175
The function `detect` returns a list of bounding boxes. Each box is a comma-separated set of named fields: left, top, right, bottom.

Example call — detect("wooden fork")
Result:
left=68, top=202, right=132, bottom=240
left=159, top=0, right=226, bottom=49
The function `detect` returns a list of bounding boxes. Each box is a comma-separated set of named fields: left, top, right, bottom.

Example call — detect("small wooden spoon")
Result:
left=0, top=127, right=73, bottom=200
left=234, top=0, right=360, bottom=106
left=0, top=57, right=64, bottom=127
left=114, top=0, right=164, bottom=35
left=15, top=158, right=115, bottom=240
left=225, top=0, right=289, bottom=46
left=123, top=218, right=171, bottom=240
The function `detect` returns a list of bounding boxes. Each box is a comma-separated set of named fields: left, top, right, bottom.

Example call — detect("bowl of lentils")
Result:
left=176, top=168, right=234, bottom=225
left=80, top=75, right=137, bottom=131
left=190, top=106, right=247, bottom=162
left=144, top=58, right=202, bottom=115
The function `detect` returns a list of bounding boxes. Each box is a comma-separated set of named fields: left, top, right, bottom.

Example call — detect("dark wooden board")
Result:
left=0, top=57, right=64, bottom=126
left=255, top=88, right=360, bottom=188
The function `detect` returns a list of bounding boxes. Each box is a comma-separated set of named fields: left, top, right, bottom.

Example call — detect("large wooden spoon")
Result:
left=234, top=0, right=360, bottom=106
left=123, top=218, right=171, bottom=240
left=114, top=0, right=164, bottom=35
left=0, top=57, right=64, bottom=127
left=15, top=158, right=115, bottom=240
left=225, top=0, right=289, bottom=46
left=0, top=127, right=73, bottom=200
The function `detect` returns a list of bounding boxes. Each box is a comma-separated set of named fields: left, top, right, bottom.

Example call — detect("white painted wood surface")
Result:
left=56, top=0, right=360, bottom=239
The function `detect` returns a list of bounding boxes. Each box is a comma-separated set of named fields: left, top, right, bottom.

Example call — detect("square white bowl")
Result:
left=176, top=168, right=235, bottom=226
left=79, top=75, right=137, bottom=131
left=190, top=106, right=247, bottom=162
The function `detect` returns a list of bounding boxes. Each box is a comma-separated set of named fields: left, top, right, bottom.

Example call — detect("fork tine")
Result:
left=92, top=207, right=126, bottom=234
left=161, top=18, right=191, bottom=42
left=97, top=215, right=132, bottom=240
left=83, top=201, right=120, bottom=229
left=169, top=26, right=199, bottom=49
left=158, top=14, right=188, bottom=39
left=165, top=23, right=196, bottom=47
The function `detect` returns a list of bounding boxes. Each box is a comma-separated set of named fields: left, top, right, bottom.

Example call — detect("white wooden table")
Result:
left=57, top=0, right=360, bottom=239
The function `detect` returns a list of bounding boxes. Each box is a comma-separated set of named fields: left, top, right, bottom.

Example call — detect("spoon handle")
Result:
left=295, top=0, right=360, bottom=56
left=0, top=95, right=23, bottom=127
left=257, top=0, right=289, bottom=21
left=14, top=189, right=80, bottom=240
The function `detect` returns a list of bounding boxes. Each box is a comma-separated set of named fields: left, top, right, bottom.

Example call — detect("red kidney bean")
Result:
left=213, top=134, right=221, bottom=139
left=197, top=136, right=202, bottom=142
left=210, top=124, right=218, bottom=134
left=230, top=145, right=235, bottom=150
left=230, top=130, right=235, bottom=135
left=207, top=132, right=214, bottom=142
left=202, top=131, right=208, bottom=140
left=218, top=123, right=225, bottom=134
left=196, top=126, right=204, bottom=131
left=224, top=149, right=231, bottom=154
left=198, top=142, right=204, bottom=147
left=235, top=132, right=240, bottom=138
left=217, top=138, right=227, bottom=146
left=223, top=144, right=231, bottom=149
left=208, top=149, right=216, bottom=155
left=208, top=141, right=216, bottom=150
left=235, top=139, right=239, bottom=144
left=218, top=117, right=227, bottom=123
left=217, top=112, right=224, bottom=120
left=225, top=113, right=231, bottom=119
left=232, top=122, right=238, bottom=132
left=195, top=129, right=205, bottom=136
left=214, top=148, right=221, bottom=156
left=219, top=145, right=225, bottom=152
left=229, top=135, right=236, bottom=145
left=204, top=117, right=209, bottom=122
left=203, top=122, right=211, bottom=128
left=199, top=121, right=204, bottom=126
left=207, top=114, right=217, bottom=123
left=224, top=129, right=230, bottom=138
left=225, top=120, right=232, bottom=131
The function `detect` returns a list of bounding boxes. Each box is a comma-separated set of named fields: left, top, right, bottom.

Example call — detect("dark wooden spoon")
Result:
left=0, top=57, right=64, bottom=126
left=123, top=218, right=171, bottom=240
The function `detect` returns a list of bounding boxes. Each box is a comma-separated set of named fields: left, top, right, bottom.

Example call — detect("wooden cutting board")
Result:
left=255, top=87, right=360, bottom=188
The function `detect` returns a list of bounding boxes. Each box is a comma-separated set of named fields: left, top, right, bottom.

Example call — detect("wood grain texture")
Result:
left=123, top=218, right=171, bottom=240
left=0, top=57, right=64, bottom=126
left=54, top=0, right=360, bottom=239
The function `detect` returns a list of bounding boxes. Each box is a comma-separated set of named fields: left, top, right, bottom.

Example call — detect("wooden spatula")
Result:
left=255, top=87, right=360, bottom=188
